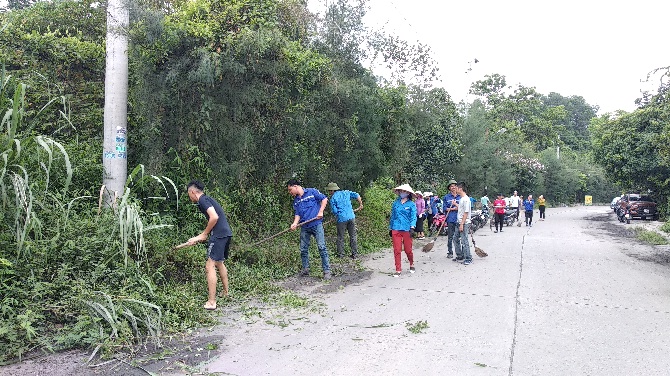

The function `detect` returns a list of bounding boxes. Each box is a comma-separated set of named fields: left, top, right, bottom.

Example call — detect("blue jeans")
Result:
left=459, top=223, right=472, bottom=261
left=300, top=224, right=330, bottom=272
left=447, top=222, right=461, bottom=256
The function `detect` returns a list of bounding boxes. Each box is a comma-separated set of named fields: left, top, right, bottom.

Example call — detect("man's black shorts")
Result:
left=207, top=236, right=231, bottom=261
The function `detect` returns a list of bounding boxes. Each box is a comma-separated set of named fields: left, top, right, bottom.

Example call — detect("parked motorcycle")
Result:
left=470, top=208, right=490, bottom=233
left=503, top=208, right=518, bottom=226
left=429, top=213, right=448, bottom=236
left=616, top=206, right=630, bottom=224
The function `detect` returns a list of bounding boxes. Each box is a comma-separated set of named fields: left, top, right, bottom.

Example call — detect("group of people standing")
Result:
left=184, top=178, right=548, bottom=310
left=391, top=180, right=475, bottom=276
left=492, top=191, right=547, bottom=232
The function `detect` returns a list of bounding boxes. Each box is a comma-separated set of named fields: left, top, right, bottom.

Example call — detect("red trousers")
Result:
left=391, top=230, right=414, bottom=272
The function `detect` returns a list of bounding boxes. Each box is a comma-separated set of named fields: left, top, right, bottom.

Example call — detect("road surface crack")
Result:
left=508, top=233, right=525, bottom=375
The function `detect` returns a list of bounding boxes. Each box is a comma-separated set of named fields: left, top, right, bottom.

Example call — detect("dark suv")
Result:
left=618, top=194, right=658, bottom=220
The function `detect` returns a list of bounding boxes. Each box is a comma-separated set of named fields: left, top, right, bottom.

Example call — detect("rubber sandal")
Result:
left=203, top=301, right=217, bottom=310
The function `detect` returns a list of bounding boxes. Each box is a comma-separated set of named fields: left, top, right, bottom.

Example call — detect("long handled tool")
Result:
left=248, top=216, right=320, bottom=247
left=174, top=207, right=362, bottom=250
left=471, top=226, right=487, bottom=257
left=422, top=219, right=446, bottom=252
left=422, top=203, right=457, bottom=253
left=173, top=241, right=196, bottom=250
left=173, top=218, right=319, bottom=250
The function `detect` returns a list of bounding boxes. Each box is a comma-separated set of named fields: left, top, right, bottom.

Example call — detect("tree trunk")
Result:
left=102, top=0, right=129, bottom=207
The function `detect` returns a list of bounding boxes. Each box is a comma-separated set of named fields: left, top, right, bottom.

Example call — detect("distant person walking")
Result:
left=480, top=194, right=490, bottom=212
left=389, top=184, right=417, bottom=277
left=287, top=179, right=332, bottom=280
left=493, top=193, right=506, bottom=233
left=414, top=191, right=426, bottom=239
left=442, top=180, right=461, bottom=259
left=510, top=190, right=522, bottom=227
left=186, top=180, right=232, bottom=311
left=326, top=182, right=363, bottom=259
left=454, top=182, right=472, bottom=265
left=524, top=194, right=535, bottom=226
left=538, top=195, right=546, bottom=220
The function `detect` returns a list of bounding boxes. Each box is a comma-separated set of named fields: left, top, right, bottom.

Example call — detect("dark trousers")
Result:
left=494, top=213, right=504, bottom=231
left=415, top=215, right=425, bottom=232
left=525, top=210, right=533, bottom=225
left=336, top=219, right=358, bottom=257
left=539, top=205, right=546, bottom=218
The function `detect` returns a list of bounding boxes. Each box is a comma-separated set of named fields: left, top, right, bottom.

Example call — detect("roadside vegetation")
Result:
left=0, top=0, right=667, bottom=365
left=634, top=228, right=669, bottom=246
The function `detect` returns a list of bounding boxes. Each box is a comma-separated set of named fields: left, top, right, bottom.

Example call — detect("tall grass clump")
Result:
left=0, top=75, right=212, bottom=363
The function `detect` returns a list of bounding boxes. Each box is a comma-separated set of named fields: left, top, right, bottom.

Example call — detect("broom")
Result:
left=470, top=226, right=487, bottom=257
left=422, top=219, right=446, bottom=252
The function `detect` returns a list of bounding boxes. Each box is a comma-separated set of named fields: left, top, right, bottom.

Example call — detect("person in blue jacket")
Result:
left=389, top=183, right=417, bottom=277
left=442, top=180, right=461, bottom=259
left=326, top=182, right=363, bottom=259
left=288, top=178, right=332, bottom=280
left=524, top=194, right=535, bottom=227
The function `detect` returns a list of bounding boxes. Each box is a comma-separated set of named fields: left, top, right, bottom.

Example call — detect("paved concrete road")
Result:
left=204, top=206, right=670, bottom=375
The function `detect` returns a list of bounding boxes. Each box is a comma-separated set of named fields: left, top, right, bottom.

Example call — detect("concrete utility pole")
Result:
left=102, top=0, right=129, bottom=206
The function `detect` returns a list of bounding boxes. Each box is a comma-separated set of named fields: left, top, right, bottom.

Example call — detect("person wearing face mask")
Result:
left=389, top=184, right=417, bottom=277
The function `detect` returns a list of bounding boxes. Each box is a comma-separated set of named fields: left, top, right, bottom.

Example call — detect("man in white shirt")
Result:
left=454, top=182, right=472, bottom=265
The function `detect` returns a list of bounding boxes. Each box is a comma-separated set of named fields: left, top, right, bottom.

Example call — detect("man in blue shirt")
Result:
left=288, top=179, right=332, bottom=280
left=442, top=179, right=461, bottom=259
left=523, top=194, right=535, bottom=227
left=326, top=182, right=363, bottom=259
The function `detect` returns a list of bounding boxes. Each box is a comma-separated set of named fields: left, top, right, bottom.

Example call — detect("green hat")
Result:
left=325, top=182, right=341, bottom=191
left=447, top=179, right=458, bottom=187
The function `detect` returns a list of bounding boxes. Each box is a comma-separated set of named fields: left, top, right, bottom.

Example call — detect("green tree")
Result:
left=542, top=92, right=597, bottom=151
left=449, top=100, right=515, bottom=196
